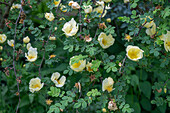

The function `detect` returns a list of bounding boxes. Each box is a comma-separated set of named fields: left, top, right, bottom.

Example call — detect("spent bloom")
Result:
left=86, top=62, right=93, bottom=72
left=0, top=34, right=7, bottom=43
left=142, top=16, right=154, bottom=28
left=51, top=72, right=66, bottom=87
left=124, top=34, right=132, bottom=42
left=126, top=45, right=144, bottom=61
left=23, top=36, right=30, bottom=43
left=25, top=47, right=38, bottom=62
left=102, top=77, right=114, bottom=92
left=70, top=56, right=86, bottom=72
left=29, top=77, right=44, bottom=93
left=108, top=100, right=118, bottom=111
left=7, top=40, right=14, bottom=47
left=11, top=4, right=21, bottom=10
left=46, top=99, right=53, bottom=105
left=45, top=12, right=55, bottom=21
left=98, top=32, right=115, bottom=49
left=75, top=82, right=81, bottom=92
left=60, top=4, right=67, bottom=12
left=62, top=18, right=78, bottom=37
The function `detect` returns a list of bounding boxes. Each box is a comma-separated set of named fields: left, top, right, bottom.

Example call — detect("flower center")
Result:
left=72, top=61, right=81, bottom=68
left=28, top=55, right=35, bottom=60
left=166, top=41, right=170, bottom=47
left=102, top=38, right=107, bottom=46
left=106, top=85, right=113, bottom=92
left=32, top=84, right=40, bottom=88
left=128, top=49, right=140, bottom=59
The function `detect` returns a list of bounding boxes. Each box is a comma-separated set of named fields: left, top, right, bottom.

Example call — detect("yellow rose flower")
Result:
left=86, top=62, right=93, bottom=72
left=163, top=31, right=170, bottom=52
left=23, top=36, right=30, bottom=43
left=124, top=0, right=130, bottom=3
left=98, top=32, right=115, bottom=49
left=60, top=4, right=67, bottom=12
left=102, top=77, right=114, bottom=93
left=102, top=0, right=112, bottom=3
left=0, top=34, right=7, bottom=43
left=45, top=12, right=55, bottom=21
left=84, top=5, right=92, bottom=14
left=11, top=4, right=21, bottom=10
left=70, top=56, right=86, bottom=72
left=7, top=40, right=14, bottom=47
left=51, top=72, right=66, bottom=87
left=54, top=0, right=61, bottom=7
left=29, top=77, right=44, bottom=93
left=124, top=34, right=132, bottom=42
left=93, top=6, right=107, bottom=18
left=126, top=45, right=144, bottom=61
left=49, top=36, right=56, bottom=40
left=142, top=16, right=154, bottom=28
left=25, top=47, right=38, bottom=62
left=26, top=43, right=32, bottom=50
left=146, top=22, right=156, bottom=37
left=62, top=18, right=79, bottom=37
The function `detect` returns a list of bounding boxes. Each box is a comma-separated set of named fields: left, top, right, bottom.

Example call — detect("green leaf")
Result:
left=139, top=81, right=151, bottom=99
left=74, top=103, right=81, bottom=108
left=91, top=60, right=101, bottom=71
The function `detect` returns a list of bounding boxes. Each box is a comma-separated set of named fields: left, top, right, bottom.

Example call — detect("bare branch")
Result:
left=0, top=1, right=9, bottom=6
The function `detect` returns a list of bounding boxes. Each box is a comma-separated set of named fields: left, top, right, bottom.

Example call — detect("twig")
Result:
left=119, top=56, right=127, bottom=74
left=39, top=3, right=61, bottom=78
left=0, top=1, right=9, bottom=6
left=13, top=1, right=23, bottom=112
left=0, top=0, right=16, bottom=29
left=79, top=0, right=83, bottom=38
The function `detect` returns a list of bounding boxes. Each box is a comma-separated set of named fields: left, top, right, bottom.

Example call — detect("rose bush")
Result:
left=0, top=0, right=169, bottom=113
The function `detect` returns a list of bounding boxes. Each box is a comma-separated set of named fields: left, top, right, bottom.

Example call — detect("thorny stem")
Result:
left=39, top=2, right=61, bottom=78
left=119, top=56, right=127, bottom=74
left=13, top=0, right=24, bottom=112
left=79, top=0, right=83, bottom=39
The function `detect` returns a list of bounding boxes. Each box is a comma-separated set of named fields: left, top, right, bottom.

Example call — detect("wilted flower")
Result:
left=98, top=32, right=115, bottom=49
left=29, top=77, right=44, bottom=93
left=124, top=0, right=130, bottom=3
left=84, top=35, right=92, bottom=42
left=46, top=99, right=53, bottom=105
left=146, top=22, right=156, bottom=37
left=49, top=36, right=56, bottom=40
left=70, top=56, right=86, bottom=72
left=69, top=1, right=80, bottom=9
left=7, top=40, right=14, bottom=47
left=124, top=34, right=132, bottom=42
left=86, top=62, right=93, bottom=72
left=54, top=0, right=61, bottom=7
left=108, top=100, right=118, bottom=111
left=0, top=34, right=7, bottom=43
left=99, top=22, right=107, bottom=29
left=51, top=72, right=66, bottom=87
left=45, top=12, right=55, bottom=21
left=23, top=36, right=30, bottom=43
left=25, top=47, right=38, bottom=62
left=126, top=45, right=144, bottom=61
left=75, top=82, right=81, bottom=92
left=49, top=55, right=56, bottom=59
left=84, top=5, right=92, bottom=14
left=62, top=18, right=78, bottom=37
left=26, top=43, right=32, bottom=50
left=102, top=77, right=114, bottom=92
